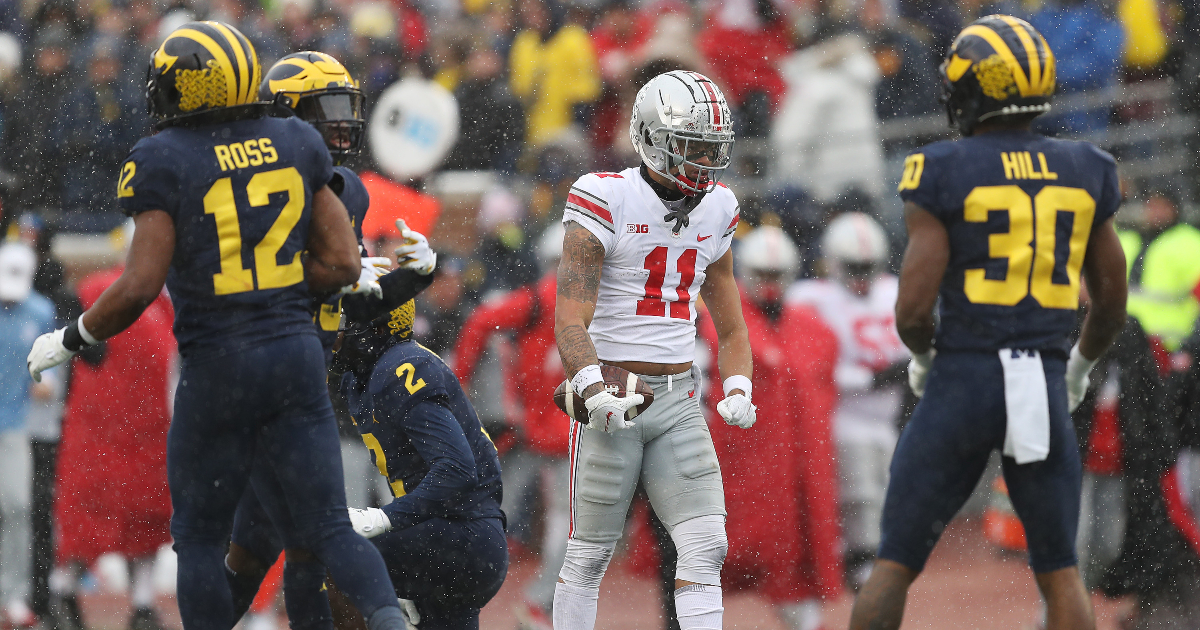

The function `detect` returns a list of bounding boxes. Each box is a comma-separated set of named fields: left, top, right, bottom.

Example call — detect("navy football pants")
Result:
left=229, top=473, right=333, bottom=630
left=373, top=516, right=508, bottom=630
left=879, top=350, right=1081, bottom=574
left=169, top=335, right=398, bottom=630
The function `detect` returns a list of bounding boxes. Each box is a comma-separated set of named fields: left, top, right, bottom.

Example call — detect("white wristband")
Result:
left=1067, top=343, right=1097, bottom=381
left=571, top=365, right=604, bottom=397
left=723, top=375, right=752, bottom=399
left=78, top=315, right=99, bottom=346
left=912, top=349, right=935, bottom=369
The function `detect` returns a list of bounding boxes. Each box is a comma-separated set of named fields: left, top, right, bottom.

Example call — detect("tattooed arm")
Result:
left=555, top=221, right=607, bottom=399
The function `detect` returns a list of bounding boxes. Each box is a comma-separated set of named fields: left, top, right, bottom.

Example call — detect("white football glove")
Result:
left=27, top=328, right=75, bottom=383
left=338, top=257, right=392, bottom=299
left=394, top=219, right=436, bottom=275
left=398, top=598, right=420, bottom=628
left=908, top=349, right=935, bottom=398
left=716, top=393, right=757, bottom=429
left=1066, top=343, right=1098, bottom=413
left=584, top=390, right=643, bottom=433
left=347, top=507, right=391, bottom=539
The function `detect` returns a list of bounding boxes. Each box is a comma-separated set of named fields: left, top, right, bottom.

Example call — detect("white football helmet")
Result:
left=822, top=212, right=889, bottom=266
left=629, top=70, right=734, bottom=195
left=737, top=226, right=800, bottom=281
left=822, top=212, right=889, bottom=295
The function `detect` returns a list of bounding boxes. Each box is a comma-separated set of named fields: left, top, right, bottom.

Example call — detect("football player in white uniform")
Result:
left=787, top=212, right=910, bottom=588
left=553, top=71, right=754, bottom=630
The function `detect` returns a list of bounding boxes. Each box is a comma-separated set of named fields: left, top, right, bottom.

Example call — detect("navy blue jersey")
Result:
left=898, top=130, right=1120, bottom=353
left=331, top=166, right=369, bottom=243
left=314, top=167, right=371, bottom=360
left=118, top=115, right=334, bottom=357
left=344, top=340, right=503, bottom=530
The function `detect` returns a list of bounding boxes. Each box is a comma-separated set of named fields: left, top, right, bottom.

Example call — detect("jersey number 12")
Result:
left=204, top=167, right=306, bottom=296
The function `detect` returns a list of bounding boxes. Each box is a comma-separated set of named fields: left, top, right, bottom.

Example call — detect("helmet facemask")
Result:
left=293, top=88, right=365, bottom=164
left=655, top=130, right=733, bottom=195
left=744, top=269, right=789, bottom=317
left=834, top=259, right=878, bottom=297
left=334, top=300, right=415, bottom=378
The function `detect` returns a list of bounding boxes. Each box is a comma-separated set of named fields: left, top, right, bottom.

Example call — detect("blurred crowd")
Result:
left=0, top=0, right=1191, bottom=234
left=0, top=0, right=1198, bottom=629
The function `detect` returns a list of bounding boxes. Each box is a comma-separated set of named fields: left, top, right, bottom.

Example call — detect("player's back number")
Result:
left=205, top=166, right=306, bottom=296
left=963, top=184, right=1096, bottom=309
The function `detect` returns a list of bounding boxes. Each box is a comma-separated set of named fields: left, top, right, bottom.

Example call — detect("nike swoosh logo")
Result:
left=697, top=235, right=712, bottom=242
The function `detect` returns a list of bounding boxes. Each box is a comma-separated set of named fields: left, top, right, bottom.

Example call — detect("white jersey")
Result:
left=788, top=275, right=909, bottom=443
left=563, top=167, right=739, bottom=364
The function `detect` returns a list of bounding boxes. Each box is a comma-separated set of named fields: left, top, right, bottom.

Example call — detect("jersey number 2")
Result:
left=204, top=167, right=306, bottom=295
left=963, top=185, right=1096, bottom=309
left=396, top=363, right=426, bottom=394
left=637, top=247, right=697, bottom=319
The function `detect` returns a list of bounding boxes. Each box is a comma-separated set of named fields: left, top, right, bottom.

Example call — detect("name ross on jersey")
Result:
left=214, top=138, right=279, bottom=172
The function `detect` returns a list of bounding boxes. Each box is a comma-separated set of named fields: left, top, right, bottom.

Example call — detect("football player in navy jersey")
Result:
left=848, top=16, right=1129, bottom=630
left=25, top=23, right=409, bottom=630
left=332, top=299, right=508, bottom=630
left=222, top=52, right=438, bottom=630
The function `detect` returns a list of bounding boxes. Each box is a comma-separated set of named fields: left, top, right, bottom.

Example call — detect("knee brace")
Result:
left=670, top=515, right=728, bottom=586
left=557, top=539, right=616, bottom=590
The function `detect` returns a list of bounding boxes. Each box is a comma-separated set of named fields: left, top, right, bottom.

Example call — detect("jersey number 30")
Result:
left=963, top=185, right=1095, bottom=310
left=204, top=167, right=306, bottom=296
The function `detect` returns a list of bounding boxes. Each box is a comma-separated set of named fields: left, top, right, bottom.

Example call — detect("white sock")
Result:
left=552, top=582, right=598, bottom=630
left=777, top=599, right=823, bottom=630
left=674, top=584, right=723, bottom=630
left=49, top=564, right=82, bottom=596
left=128, top=556, right=156, bottom=609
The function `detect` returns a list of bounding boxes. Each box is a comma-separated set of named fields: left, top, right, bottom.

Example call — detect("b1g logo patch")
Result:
left=627, top=224, right=649, bottom=234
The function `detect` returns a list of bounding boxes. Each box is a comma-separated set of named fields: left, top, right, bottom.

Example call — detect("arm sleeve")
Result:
left=341, top=267, right=435, bottom=323
left=563, top=174, right=617, bottom=253
left=380, top=399, right=478, bottom=531
left=117, top=142, right=180, bottom=219
left=452, top=287, right=537, bottom=384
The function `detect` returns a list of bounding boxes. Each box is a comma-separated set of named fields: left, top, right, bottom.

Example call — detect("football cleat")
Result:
left=941, top=15, right=1056, bottom=135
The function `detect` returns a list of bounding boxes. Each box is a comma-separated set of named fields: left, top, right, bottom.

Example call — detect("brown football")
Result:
left=553, top=365, right=654, bottom=424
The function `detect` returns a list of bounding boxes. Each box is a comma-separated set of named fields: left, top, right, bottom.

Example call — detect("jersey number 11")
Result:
left=637, top=247, right=698, bottom=319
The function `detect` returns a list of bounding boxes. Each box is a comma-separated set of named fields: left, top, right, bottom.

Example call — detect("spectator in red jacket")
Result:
left=700, top=226, right=843, bottom=630
left=452, top=223, right=568, bottom=629
left=50, top=225, right=176, bottom=630
left=697, top=0, right=792, bottom=136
